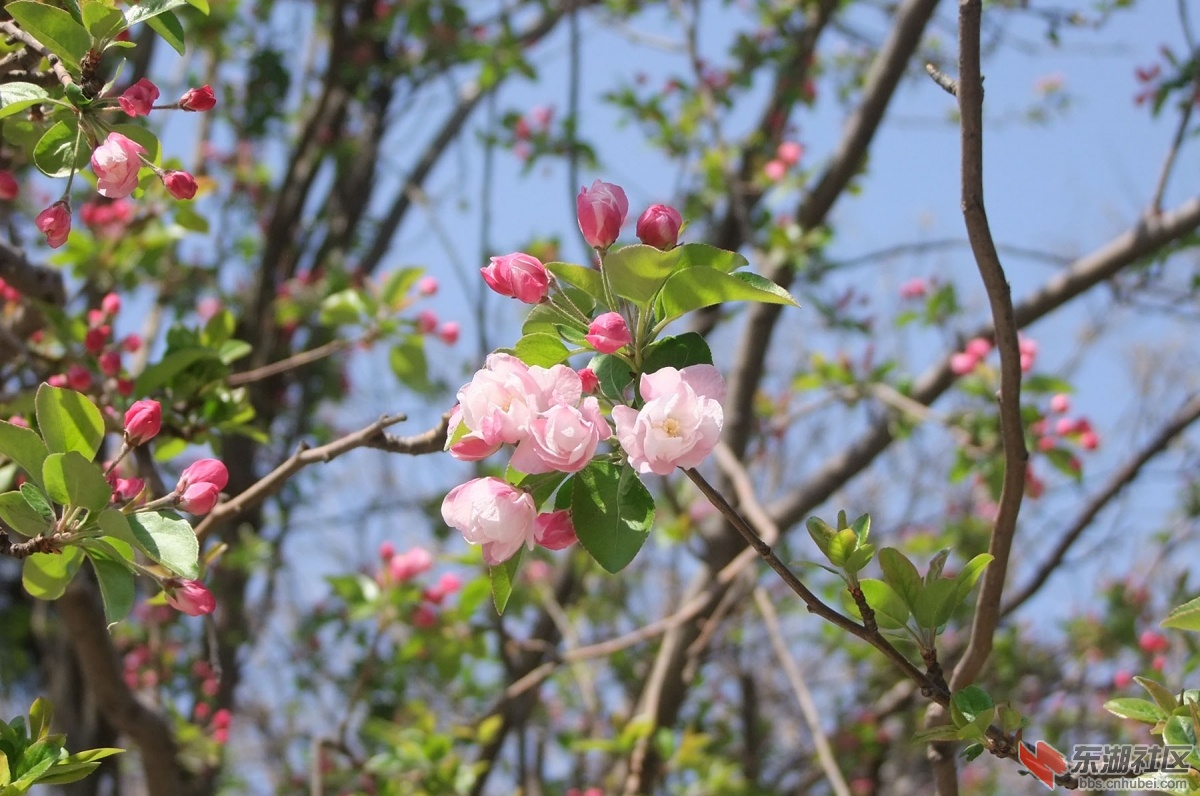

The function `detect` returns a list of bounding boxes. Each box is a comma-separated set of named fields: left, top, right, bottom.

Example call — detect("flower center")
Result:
left=662, top=418, right=681, bottom=437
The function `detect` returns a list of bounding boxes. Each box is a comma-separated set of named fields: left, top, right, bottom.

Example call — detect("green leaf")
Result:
left=605, top=244, right=682, bottom=304
left=82, top=2, right=126, bottom=40
left=320, top=289, right=369, bottom=326
left=826, top=528, right=858, bottom=567
left=6, top=2, right=92, bottom=72
left=913, top=578, right=958, bottom=630
left=642, top=333, right=714, bottom=373
left=489, top=548, right=522, bottom=614
left=513, top=332, right=571, bottom=368
left=842, top=543, right=876, bottom=575
left=571, top=461, right=655, bottom=573
left=1163, top=712, right=1197, bottom=749
left=34, top=748, right=123, bottom=786
left=1136, top=676, right=1180, bottom=714
left=806, top=516, right=836, bottom=558
left=134, top=348, right=219, bottom=397
left=126, top=511, right=199, bottom=579
left=21, top=484, right=55, bottom=524
left=0, top=421, right=49, bottom=487
left=388, top=335, right=432, bottom=393
left=27, top=698, right=51, bottom=742
left=951, top=685, right=994, bottom=725
left=856, top=579, right=910, bottom=629
left=85, top=551, right=134, bottom=624
left=951, top=553, right=993, bottom=607
left=546, top=262, right=604, bottom=300
left=34, top=384, right=104, bottom=459
left=879, top=547, right=922, bottom=612
left=591, top=353, right=634, bottom=402
left=123, top=0, right=191, bottom=27
left=143, top=8, right=186, bottom=54
left=218, top=339, right=252, bottom=365
left=668, top=242, right=748, bottom=273
left=1103, top=697, right=1168, bottom=724
left=110, top=123, right=161, bottom=165
left=33, top=120, right=87, bottom=179
left=925, top=549, right=950, bottom=585
left=97, top=508, right=136, bottom=546
left=0, top=82, right=51, bottom=121
left=22, top=545, right=84, bottom=600
left=380, top=267, right=423, bottom=309
left=656, top=268, right=800, bottom=323
left=1162, top=595, right=1200, bottom=632
left=42, top=452, right=111, bottom=512
left=910, top=725, right=963, bottom=744
left=0, top=491, right=51, bottom=538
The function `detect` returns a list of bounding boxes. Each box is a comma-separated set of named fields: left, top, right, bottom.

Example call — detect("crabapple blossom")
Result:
left=635, top=204, right=683, bottom=250
left=578, top=367, right=598, bottom=394
left=98, top=351, right=122, bottom=376
left=175, top=459, right=228, bottom=514
left=0, top=171, right=17, bottom=200
left=118, top=78, right=159, bottom=117
left=440, top=477, right=537, bottom=565
left=165, top=578, right=217, bottom=616
left=101, top=292, right=121, bottom=316
left=162, top=170, right=198, bottom=200
left=611, top=365, right=726, bottom=476
left=389, top=547, right=434, bottom=581
left=417, top=275, right=438, bottom=295
left=35, top=201, right=71, bottom=248
left=481, top=252, right=550, bottom=303
left=964, top=337, right=992, bottom=359
left=510, top=397, right=611, bottom=474
left=534, top=510, right=578, bottom=550
left=451, top=353, right=541, bottom=452
left=585, top=312, right=632, bottom=354
left=949, top=352, right=977, bottom=375
left=179, top=85, right=217, bottom=111
left=416, top=309, right=438, bottom=334
left=92, top=133, right=146, bottom=198
left=763, top=159, right=787, bottom=181
left=124, top=399, right=162, bottom=445
left=576, top=179, right=628, bottom=249
left=776, top=140, right=804, bottom=166
left=423, top=572, right=463, bottom=604
left=438, top=321, right=460, bottom=344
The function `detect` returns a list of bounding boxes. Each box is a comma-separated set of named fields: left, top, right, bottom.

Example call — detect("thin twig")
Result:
left=753, top=587, right=853, bottom=796
left=925, top=63, right=959, bottom=96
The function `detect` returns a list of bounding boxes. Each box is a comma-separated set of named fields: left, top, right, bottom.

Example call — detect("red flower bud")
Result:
left=162, top=170, right=197, bottom=200
left=635, top=204, right=683, bottom=250
left=124, top=399, right=162, bottom=445
left=165, top=578, right=216, bottom=616
left=179, top=85, right=217, bottom=112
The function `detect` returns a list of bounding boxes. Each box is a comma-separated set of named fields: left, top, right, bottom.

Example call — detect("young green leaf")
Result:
left=642, top=333, right=714, bottom=373
left=913, top=577, right=957, bottom=630
left=126, top=511, right=200, bottom=579
left=0, top=421, right=49, bottom=486
left=656, top=268, right=800, bottom=324
left=22, top=545, right=84, bottom=600
left=389, top=335, right=433, bottom=394
left=6, top=2, right=92, bottom=72
left=82, top=3, right=126, bottom=40
left=0, top=82, right=52, bottom=121
left=545, top=261, right=604, bottom=300
left=144, top=8, right=187, bottom=54
left=42, top=452, right=112, bottom=512
left=878, top=547, right=922, bottom=612
left=0, top=491, right=52, bottom=537
left=35, top=384, right=105, bottom=460
left=951, top=553, right=994, bottom=607
left=1136, top=676, right=1180, bottom=715
left=571, top=461, right=654, bottom=573
left=85, top=551, right=135, bottom=624
left=33, top=120, right=88, bottom=179
left=489, top=547, right=522, bottom=614
left=604, top=244, right=680, bottom=304
left=513, top=332, right=571, bottom=368
left=1103, top=697, right=1168, bottom=724
left=856, top=579, right=910, bottom=629
left=1162, top=595, right=1200, bottom=632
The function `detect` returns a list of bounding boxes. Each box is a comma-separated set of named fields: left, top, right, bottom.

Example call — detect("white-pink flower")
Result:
left=510, top=397, right=611, bottom=474
left=611, top=365, right=725, bottom=476
left=441, top=477, right=537, bottom=565
left=91, top=133, right=146, bottom=198
left=454, top=353, right=541, bottom=449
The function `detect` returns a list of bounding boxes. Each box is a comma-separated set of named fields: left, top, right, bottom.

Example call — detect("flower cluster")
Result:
left=441, top=180, right=730, bottom=566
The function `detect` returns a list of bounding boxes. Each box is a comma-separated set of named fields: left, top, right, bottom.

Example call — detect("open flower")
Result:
left=510, top=397, right=611, bottom=474
left=611, top=365, right=725, bottom=476
left=441, top=477, right=537, bottom=565
left=91, top=133, right=146, bottom=199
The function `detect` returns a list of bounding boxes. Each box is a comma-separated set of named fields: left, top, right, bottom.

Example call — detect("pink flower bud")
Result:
left=776, top=140, right=804, bottom=166
left=416, top=309, right=438, bottom=334
left=1054, top=418, right=1075, bottom=436
left=899, top=278, right=928, bottom=299
left=635, top=204, right=683, bottom=250
left=1113, top=669, right=1133, bottom=689
left=47, top=374, right=67, bottom=388
left=964, top=338, right=992, bottom=359
left=1049, top=393, right=1070, bottom=414
left=67, top=364, right=92, bottom=392
left=92, top=133, right=146, bottom=199
left=178, top=483, right=220, bottom=514
left=438, top=321, right=460, bottom=345
left=1079, top=430, right=1099, bottom=450
left=389, top=547, right=434, bottom=581
left=585, top=312, right=631, bottom=354
left=481, top=252, right=550, bottom=304
left=378, top=541, right=395, bottom=560
left=85, top=326, right=109, bottom=355
left=122, top=333, right=143, bottom=353
left=423, top=572, right=463, bottom=604
left=763, top=159, right=787, bottom=182
left=178, top=458, right=229, bottom=492
left=118, top=78, right=159, bottom=117
left=162, top=170, right=197, bottom=200
left=576, top=180, right=628, bottom=250
left=411, top=604, right=437, bottom=628
left=35, top=201, right=71, bottom=248
left=179, top=85, right=217, bottom=112
left=534, top=510, right=578, bottom=550
left=164, top=578, right=216, bottom=616
left=417, top=276, right=438, bottom=296
left=949, top=352, right=977, bottom=375
left=116, top=378, right=134, bottom=396
left=0, top=170, right=18, bottom=200
left=578, top=367, right=598, bottom=394
left=1139, top=630, right=1169, bottom=654
left=101, top=292, right=121, bottom=316
left=124, top=399, right=162, bottom=445
left=111, top=477, right=144, bottom=502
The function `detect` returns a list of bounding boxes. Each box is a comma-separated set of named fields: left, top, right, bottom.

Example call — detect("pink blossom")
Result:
left=423, top=572, right=463, bottom=604
left=576, top=179, right=628, bottom=249
left=67, top=364, right=91, bottom=392
left=578, top=367, right=598, bottom=394
left=438, top=321, right=460, bottom=345
left=510, top=397, right=611, bottom=474
left=124, top=399, right=162, bottom=445
left=176, top=458, right=228, bottom=514
left=99, top=352, right=120, bottom=379
left=763, top=159, right=787, bottom=182
left=47, top=374, right=67, bottom=388
left=440, top=477, right=537, bottom=565
left=451, top=353, right=540, bottom=451
left=445, top=405, right=502, bottom=461
left=101, top=292, right=121, bottom=316
left=122, top=334, right=143, bottom=353
left=1019, top=336, right=1038, bottom=372
left=585, top=312, right=632, bottom=354
left=1054, top=417, right=1075, bottom=436
left=481, top=252, right=550, bottom=303
left=378, top=541, right=395, bottom=560
left=416, top=309, right=438, bottom=334
left=389, top=547, right=434, bottom=581
left=611, top=365, right=725, bottom=476
left=899, top=278, right=928, bottom=300
left=35, top=201, right=71, bottom=248
left=964, top=338, right=992, bottom=360
left=162, top=170, right=197, bottom=200
left=118, top=78, right=159, bottom=117
left=417, top=276, right=438, bottom=296
left=534, top=510, right=578, bottom=550
left=85, top=326, right=108, bottom=354
left=110, top=477, right=144, bottom=502
left=178, top=483, right=220, bottom=514
left=165, top=578, right=216, bottom=616
left=0, top=170, right=18, bottom=200
left=949, top=352, right=977, bottom=375
left=179, top=85, right=217, bottom=112
left=776, top=140, right=804, bottom=166
left=412, top=604, right=437, bottom=628
left=1049, top=393, right=1070, bottom=414
left=635, top=204, right=683, bottom=250
left=1113, top=669, right=1133, bottom=689
left=1139, top=630, right=1169, bottom=654
left=91, top=133, right=146, bottom=199
left=1079, top=430, right=1099, bottom=450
